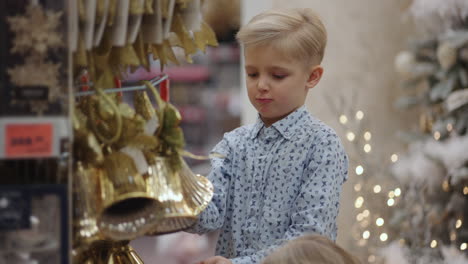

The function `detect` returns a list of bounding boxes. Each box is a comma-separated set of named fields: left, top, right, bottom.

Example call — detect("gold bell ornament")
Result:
left=178, top=157, right=213, bottom=216
left=73, top=162, right=105, bottom=253
left=73, top=240, right=144, bottom=264
left=97, top=151, right=162, bottom=240
left=145, top=156, right=197, bottom=235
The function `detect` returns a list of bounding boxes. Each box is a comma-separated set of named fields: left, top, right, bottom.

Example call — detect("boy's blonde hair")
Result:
left=236, top=8, right=327, bottom=65
left=262, top=235, right=361, bottom=264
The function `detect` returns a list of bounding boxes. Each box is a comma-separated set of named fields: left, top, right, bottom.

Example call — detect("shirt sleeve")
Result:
left=230, top=133, right=348, bottom=263
left=185, top=136, right=233, bottom=234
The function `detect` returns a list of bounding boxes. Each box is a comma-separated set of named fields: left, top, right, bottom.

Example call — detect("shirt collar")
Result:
left=249, top=105, right=308, bottom=140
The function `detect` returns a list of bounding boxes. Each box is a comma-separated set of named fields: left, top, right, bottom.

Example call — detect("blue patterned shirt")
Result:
left=187, top=106, right=348, bottom=263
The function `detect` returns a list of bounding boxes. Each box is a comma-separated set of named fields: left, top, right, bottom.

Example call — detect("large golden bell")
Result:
left=145, top=156, right=197, bottom=235
left=97, top=152, right=162, bottom=241
left=73, top=162, right=104, bottom=252
left=145, top=156, right=214, bottom=235
left=178, top=158, right=214, bottom=216
left=73, top=240, right=144, bottom=264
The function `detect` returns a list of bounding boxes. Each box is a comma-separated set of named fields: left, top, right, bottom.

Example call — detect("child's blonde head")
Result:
left=236, top=8, right=327, bottom=66
left=262, top=235, right=361, bottom=264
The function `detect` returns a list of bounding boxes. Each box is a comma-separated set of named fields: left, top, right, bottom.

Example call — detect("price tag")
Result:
left=5, top=123, right=53, bottom=158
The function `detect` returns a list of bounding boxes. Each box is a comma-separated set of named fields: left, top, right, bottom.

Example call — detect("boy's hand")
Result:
left=197, top=256, right=232, bottom=264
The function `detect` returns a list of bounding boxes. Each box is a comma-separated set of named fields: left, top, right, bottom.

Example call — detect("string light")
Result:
left=363, top=230, right=370, bottom=239
left=358, top=239, right=367, bottom=247
left=364, top=132, right=372, bottom=141
left=355, top=197, right=364, bottom=208
left=464, top=186, right=468, bottom=195
left=376, top=218, right=385, bottom=227
left=380, top=233, right=388, bottom=242
left=354, top=184, right=362, bottom=192
left=368, top=255, right=376, bottom=263
left=388, top=191, right=395, bottom=198
left=447, top=123, right=453, bottom=132
left=394, top=188, right=401, bottom=197
left=450, top=231, right=457, bottom=241
left=460, top=243, right=467, bottom=251
left=387, top=198, right=395, bottom=206
left=434, top=131, right=441, bottom=140
left=456, top=219, right=462, bottom=229
left=430, top=240, right=437, bottom=248
left=391, top=154, right=398, bottom=163
left=356, top=165, right=364, bottom=175
left=373, top=185, right=382, bottom=193
left=364, top=144, right=372, bottom=153
left=363, top=210, right=370, bottom=217
left=346, top=132, right=356, bottom=142
left=442, top=180, right=450, bottom=192
left=360, top=220, right=369, bottom=228
left=339, top=115, right=348, bottom=124
left=356, top=111, right=364, bottom=120
left=357, top=214, right=364, bottom=221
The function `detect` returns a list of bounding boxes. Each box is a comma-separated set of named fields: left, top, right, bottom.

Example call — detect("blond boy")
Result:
left=188, top=8, right=348, bottom=264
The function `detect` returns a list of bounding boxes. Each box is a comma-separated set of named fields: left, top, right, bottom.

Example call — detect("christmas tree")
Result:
left=379, top=0, right=468, bottom=263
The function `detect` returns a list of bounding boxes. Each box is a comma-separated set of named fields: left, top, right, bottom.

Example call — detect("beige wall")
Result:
left=242, top=0, right=415, bottom=251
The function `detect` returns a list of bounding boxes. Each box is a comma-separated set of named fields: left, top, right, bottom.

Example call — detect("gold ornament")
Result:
left=73, top=163, right=105, bottom=252
left=74, top=240, right=144, bottom=264
left=145, top=156, right=197, bottom=235
left=437, top=42, right=457, bottom=70
left=7, top=56, right=61, bottom=100
left=134, top=90, right=157, bottom=120
left=179, top=157, right=213, bottom=216
left=7, top=3, right=63, bottom=55
left=97, top=151, right=162, bottom=240
left=193, top=21, right=218, bottom=52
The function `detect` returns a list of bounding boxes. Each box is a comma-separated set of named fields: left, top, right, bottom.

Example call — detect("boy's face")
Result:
left=244, top=45, right=323, bottom=127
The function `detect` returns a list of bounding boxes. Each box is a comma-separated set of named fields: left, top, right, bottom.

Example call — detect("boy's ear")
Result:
left=306, top=65, right=324, bottom=89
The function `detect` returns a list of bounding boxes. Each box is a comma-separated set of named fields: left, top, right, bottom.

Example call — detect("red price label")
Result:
left=5, top=123, right=53, bottom=158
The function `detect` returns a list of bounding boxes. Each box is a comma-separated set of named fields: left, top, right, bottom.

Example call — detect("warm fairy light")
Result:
left=387, top=198, right=395, bottom=206
left=373, top=185, right=382, bottom=193
left=355, top=197, right=364, bottom=208
left=360, top=220, right=369, bottom=228
left=376, top=218, right=385, bottom=227
left=464, top=186, right=468, bottom=195
left=363, top=210, right=370, bottom=217
left=456, top=219, right=462, bottom=229
left=394, top=188, right=401, bottom=197
left=391, top=154, right=398, bottom=163
left=380, top=233, right=388, bottom=242
left=447, top=123, right=453, bottom=132
left=388, top=191, right=395, bottom=198
left=430, top=240, right=437, bottom=248
left=356, top=111, right=364, bottom=120
left=357, top=214, right=364, bottom=221
left=364, top=144, right=372, bottom=153
left=339, top=115, right=348, bottom=124
left=461, top=243, right=467, bottom=251
left=442, top=180, right=450, bottom=192
left=364, top=132, right=372, bottom=141
left=347, top=132, right=356, bottom=142
left=354, top=184, right=362, bottom=192
left=358, top=239, right=367, bottom=247
left=434, top=131, right=441, bottom=140
left=450, top=231, right=457, bottom=241
left=368, top=255, right=376, bottom=263
left=356, top=165, right=364, bottom=175
left=363, top=230, right=370, bottom=239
